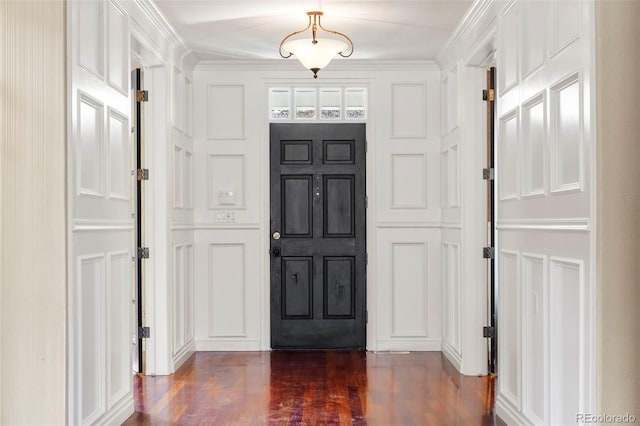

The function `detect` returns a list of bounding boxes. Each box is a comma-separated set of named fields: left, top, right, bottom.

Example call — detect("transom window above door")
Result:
left=270, top=87, right=368, bottom=121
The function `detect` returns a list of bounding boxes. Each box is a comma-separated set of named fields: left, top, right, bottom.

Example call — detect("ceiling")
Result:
left=153, top=0, right=473, bottom=62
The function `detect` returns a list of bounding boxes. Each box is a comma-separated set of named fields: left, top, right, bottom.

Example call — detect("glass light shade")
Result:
left=282, top=38, right=348, bottom=70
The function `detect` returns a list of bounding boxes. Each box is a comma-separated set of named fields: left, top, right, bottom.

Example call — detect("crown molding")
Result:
left=435, top=0, right=505, bottom=70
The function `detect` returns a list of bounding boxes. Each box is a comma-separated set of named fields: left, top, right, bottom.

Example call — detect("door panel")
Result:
left=282, top=257, right=313, bottom=318
left=324, top=176, right=355, bottom=237
left=270, top=123, right=366, bottom=349
left=282, top=176, right=313, bottom=237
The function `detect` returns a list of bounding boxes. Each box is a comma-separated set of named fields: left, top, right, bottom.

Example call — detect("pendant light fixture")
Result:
left=279, top=11, right=354, bottom=79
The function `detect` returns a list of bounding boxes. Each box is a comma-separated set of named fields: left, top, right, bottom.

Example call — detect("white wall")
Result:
left=595, top=0, right=640, bottom=418
left=0, top=1, right=67, bottom=424
left=192, top=62, right=442, bottom=352
left=439, top=0, right=596, bottom=423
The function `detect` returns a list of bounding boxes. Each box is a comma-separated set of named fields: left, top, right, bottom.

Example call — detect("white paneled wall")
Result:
left=69, top=0, right=196, bottom=422
left=171, top=63, right=196, bottom=369
left=193, top=63, right=441, bottom=351
left=68, top=0, right=134, bottom=423
left=438, top=58, right=487, bottom=374
left=493, top=0, right=595, bottom=422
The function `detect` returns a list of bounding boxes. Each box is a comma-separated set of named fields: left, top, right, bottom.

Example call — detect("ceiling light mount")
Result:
left=279, top=11, right=354, bottom=78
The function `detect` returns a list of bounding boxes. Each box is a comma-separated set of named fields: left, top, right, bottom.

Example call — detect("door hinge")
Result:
left=482, top=88, right=495, bottom=102
left=365, top=140, right=368, bottom=153
left=483, top=326, right=495, bottom=338
left=365, top=195, right=368, bottom=209
left=138, top=326, right=151, bottom=339
left=366, top=311, right=368, bottom=324
left=137, top=247, right=150, bottom=259
left=137, top=168, right=149, bottom=181
left=483, top=247, right=495, bottom=259
left=136, top=90, right=149, bottom=103
left=483, top=168, right=495, bottom=180
left=365, top=252, right=368, bottom=265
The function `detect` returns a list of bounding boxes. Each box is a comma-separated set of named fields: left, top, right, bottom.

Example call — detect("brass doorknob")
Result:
left=273, top=231, right=281, bottom=240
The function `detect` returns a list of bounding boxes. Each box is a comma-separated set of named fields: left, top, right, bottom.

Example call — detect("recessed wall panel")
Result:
left=522, top=94, right=546, bottom=196
left=551, top=74, right=581, bottom=191
left=499, top=111, right=519, bottom=200
left=185, top=79, right=193, bottom=136
left=173, top=70, right=184, bottom=132
left=78, top=94, right=104, bottom=196
left=391, top=83, right=427, bottom=138
left=78, top=0, right=103, bottom=77
left=80, top=255, right=105, bottom=423
left=522, top=1, right=546, bottom=76
left=173, top=146, right=183, bottom=208
left=499, top=251, right=520, bottom=405
left=209, top=244, right=246, bottom=337
left=185, top=245, right=194, bottom=341
left=207, top=85, right=245, bottom=139
left=324, top=257, right=355, bottom=318
left=500, top=2, right=519, bottom=92
left=391, top=154, right=427, bottom=209
left=447, top=69, right=458, bottom=132
left=448, top=146, right=459, bottom=207
left=441, top=243, right=450, bottom=343
left=107, top=109, right=128, bottom=200
left=108, top=252, right=130, bottom=405
left=550, top=258, right=582, bottom=426
left=553, top=0, right=581, bottom=53
left=208, top=155, right=245, bottom=209
left=441, top=151, right=449, bottom=207
left=107, top=2, right=127, bottom=93
left=282, top=257, right=312, bottom=318
left=184, top=151, right=193, bottom=209
left=391, top=243, right=427, bottom=337
left=174, top=246, right=185, bottom=352
left=523, top=254, right=548, bottom=424
left=448, top=244, right=460, bottom=351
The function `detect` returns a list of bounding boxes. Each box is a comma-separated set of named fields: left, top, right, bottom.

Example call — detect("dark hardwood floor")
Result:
left=123, top=351, right=495, bottom=425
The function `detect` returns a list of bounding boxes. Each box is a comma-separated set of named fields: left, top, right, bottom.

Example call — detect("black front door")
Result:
left=270, top=123, right=366, bottom=349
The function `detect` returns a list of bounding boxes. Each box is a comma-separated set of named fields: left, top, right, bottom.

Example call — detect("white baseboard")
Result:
left=97, top=393, right=135, bottom=426
left=441, top=341, right=463, bottom=372
left=195, top=339, right=262, bottom=351
left=375, top=339, right=442, bottom=351
left=495, top=394, right=530, bottom=426
left=172, top=338, right=196, bottom=371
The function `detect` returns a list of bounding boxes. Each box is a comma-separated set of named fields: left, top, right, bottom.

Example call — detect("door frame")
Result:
left=261, top=80, right=377, bottom=350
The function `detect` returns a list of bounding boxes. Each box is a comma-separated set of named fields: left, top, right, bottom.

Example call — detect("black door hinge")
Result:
left=483, top=247, right=495, bottom=259
left=482, top=168, right=495, bottom=180
left=365, top=140, right=368, bottom=153
left=365, top=252, right=368, bottom=265
left=138, top=326, right=151, bottom=339
left=482, top=88, right=495, bottom=102
left=137, top=247, right=150, bottom=259
left=136, top=90, right=149, bottom=103
left=137, top=168, right=149, bottom=181
left=483, top=326, right=495, bottom=338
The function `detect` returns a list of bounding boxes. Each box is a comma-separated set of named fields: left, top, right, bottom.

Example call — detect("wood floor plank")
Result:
left=123, top=351, right=495, bottom=425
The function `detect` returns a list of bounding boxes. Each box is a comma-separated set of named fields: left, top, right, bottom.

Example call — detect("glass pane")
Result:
left=295, top=88, right=316, bottom=119
left=345, top=88, right=367, bottom=120
left=271, top=89, right=290, bottom=119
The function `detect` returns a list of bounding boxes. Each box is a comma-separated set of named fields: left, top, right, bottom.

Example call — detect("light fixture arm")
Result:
left=317, top=15, right=354, bottom=57
left=278, top=15, right=313, bottom=58
left=279, top=11, right=354, bottom=59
